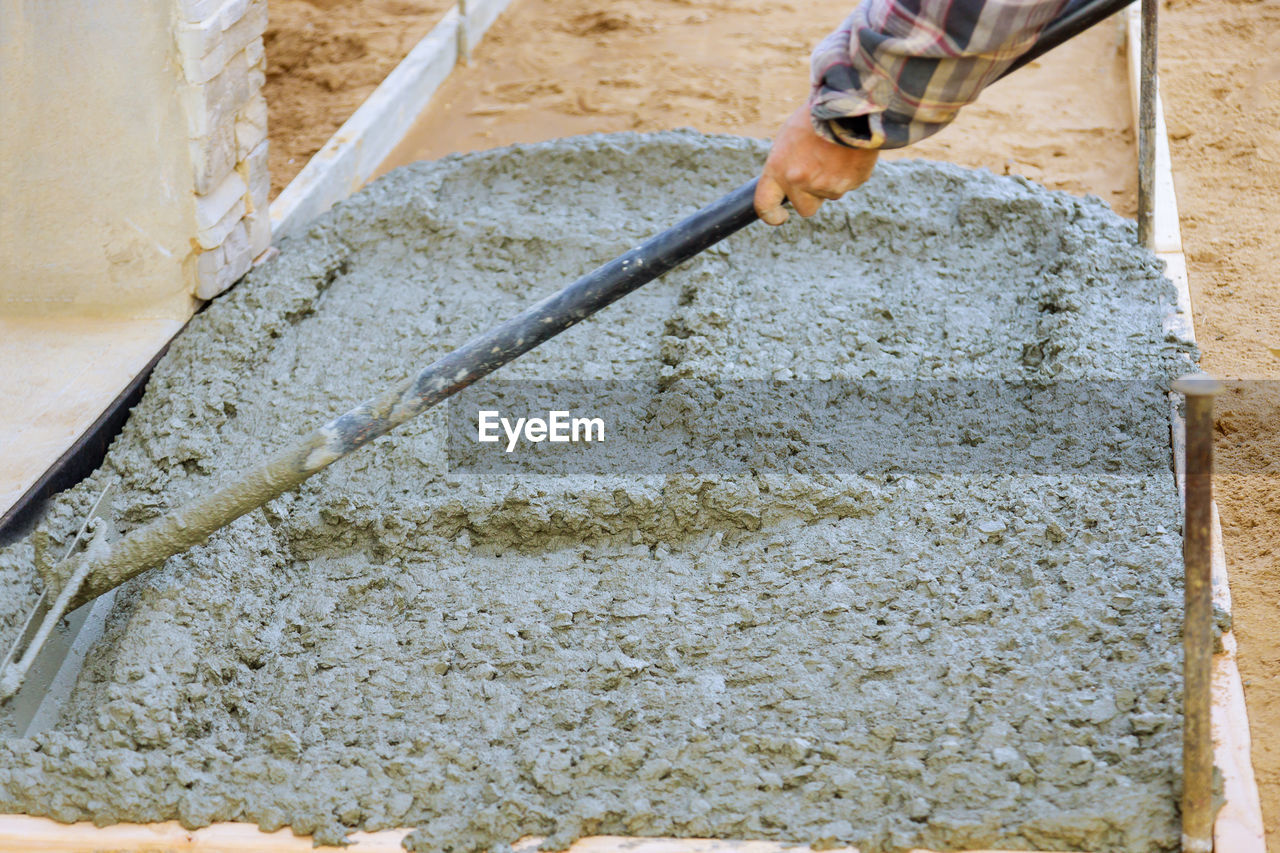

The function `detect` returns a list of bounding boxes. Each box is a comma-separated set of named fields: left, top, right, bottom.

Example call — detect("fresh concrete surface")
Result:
left=1, top=133, right=1194, bottom=853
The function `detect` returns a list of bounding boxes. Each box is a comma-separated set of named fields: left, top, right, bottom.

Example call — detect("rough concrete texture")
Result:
left=0, top=132, right=1195, bottom=852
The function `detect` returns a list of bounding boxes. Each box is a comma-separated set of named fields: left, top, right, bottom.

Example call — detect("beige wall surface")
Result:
left=0, top=0, right=196, bottom=320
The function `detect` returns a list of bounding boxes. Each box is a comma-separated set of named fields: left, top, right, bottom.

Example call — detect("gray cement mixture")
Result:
left=0, top=132, right=1195, bottom=852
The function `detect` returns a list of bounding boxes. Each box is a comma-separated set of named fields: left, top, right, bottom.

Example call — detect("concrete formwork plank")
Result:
left=1126, top=5, right=1266, bottom=848
left=0, top=814, right=1064, bottom=853
left=1211, top=510, right=1269, bottom=851
left=270, top=0, right=517, bottom=241
left=464, top=0, right=516, bottom=53
left=269, top=10, right=460, bottom=240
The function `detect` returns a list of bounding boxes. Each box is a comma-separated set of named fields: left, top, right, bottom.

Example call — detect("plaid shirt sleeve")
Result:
left=810, top=0, right=1071, bottom=149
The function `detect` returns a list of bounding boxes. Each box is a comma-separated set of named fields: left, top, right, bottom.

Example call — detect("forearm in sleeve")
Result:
left=809, top=0, right=1072, bottom=149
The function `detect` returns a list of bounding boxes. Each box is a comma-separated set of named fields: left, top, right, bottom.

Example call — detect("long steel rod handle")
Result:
left=63, top=179, right=762, bottom=609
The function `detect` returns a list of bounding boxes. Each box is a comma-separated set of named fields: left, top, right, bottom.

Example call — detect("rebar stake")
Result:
left=1173, top=374, right=1223, bottom=853
left=1137, top=0, right=1158, bottom=249
left=457, top=0, right=471, bottom=64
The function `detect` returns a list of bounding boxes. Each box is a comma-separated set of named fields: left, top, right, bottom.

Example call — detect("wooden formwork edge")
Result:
left=1129, top=5, right=1267, bottom=850
left=268, top=0, right=516, bottom=242
left=1169, top=396, right=1266, bottom=852
left=0, top=818, right=1069, bottom=853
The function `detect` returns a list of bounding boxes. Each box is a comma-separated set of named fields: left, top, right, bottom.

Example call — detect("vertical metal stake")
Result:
left=457, top=0, right=471, bottom=65
left=1173, top=374, right=1223, bottom=853
left=1137, top=0, right=1158, bottom=249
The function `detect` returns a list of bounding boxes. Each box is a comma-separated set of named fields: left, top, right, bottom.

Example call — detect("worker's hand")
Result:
left=755, top=105, right=880, bottom=226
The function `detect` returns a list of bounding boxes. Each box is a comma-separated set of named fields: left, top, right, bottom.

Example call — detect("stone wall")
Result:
left=0, top=0, right=270, bottom=315
left=0, top=0, right=198, bottom=318
left=2, top=0, right=521, bottom=310
left=176, top=0, right=271, bottom=300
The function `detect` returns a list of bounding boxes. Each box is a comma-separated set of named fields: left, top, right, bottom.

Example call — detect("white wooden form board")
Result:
left=269, top=0, right=515, bottom=241
left=1123, top=4, right=1266, bottom=849
left=0, top=819, right=1057, bottom=853
left=0, top=8, right=1265, bottom=853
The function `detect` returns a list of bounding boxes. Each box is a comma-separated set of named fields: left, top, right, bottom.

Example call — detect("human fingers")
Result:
left=824, top=148, right=880, bottom=196
left=785, top=186, right=825, bottom=218
left=804, top=184, right=845, bottom=201
left=754, top=173, right=790, bottom=226
left=799, top=155, right=879, bottom=201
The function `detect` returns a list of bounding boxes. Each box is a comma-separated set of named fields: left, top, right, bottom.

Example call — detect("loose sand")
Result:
left=1158, top=0, right=1280, bottom=845
left=267, top=1, right=1136, bottom=215
left=263, top=0, right=453, bottom=198
left=377, top=0, right=1138, bottom=216
left=0, top=133, right=1192, bottom=852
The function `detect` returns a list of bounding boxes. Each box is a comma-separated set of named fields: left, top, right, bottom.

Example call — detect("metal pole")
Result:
left=457, top=0, right=471, bottom=64
left=1137, top=0, right=1158, bottom=248
left=1173, top=374, right=1222, bottom=852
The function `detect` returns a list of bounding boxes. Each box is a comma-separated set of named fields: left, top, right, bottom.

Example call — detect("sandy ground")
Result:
left=1158, top=0, right=1280, bottom=847
left=267, top=0, right=1279, bottom=843
left=263, top=0, right=452, bottom=197
left=377, top=0, right=1137, bottom=215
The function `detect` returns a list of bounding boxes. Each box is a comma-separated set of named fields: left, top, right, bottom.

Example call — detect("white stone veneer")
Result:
left=176, top=0, right=271, bottom=300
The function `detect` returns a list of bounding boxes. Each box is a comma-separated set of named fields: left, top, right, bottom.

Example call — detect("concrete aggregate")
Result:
left=0, top=132, right=1194, bottom=852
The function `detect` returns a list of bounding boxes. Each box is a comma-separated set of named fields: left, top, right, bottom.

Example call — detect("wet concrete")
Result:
left=0, top=132, right=1194, bottom=852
